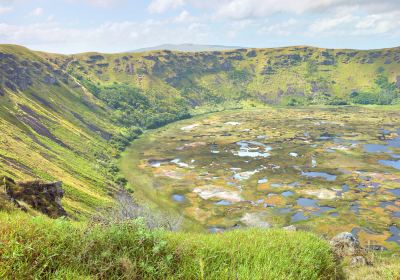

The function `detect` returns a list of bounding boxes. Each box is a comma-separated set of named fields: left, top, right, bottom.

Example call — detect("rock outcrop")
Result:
left=330, top=232, right=369, bottom=267
left=0, top=176, right=67, bottom=218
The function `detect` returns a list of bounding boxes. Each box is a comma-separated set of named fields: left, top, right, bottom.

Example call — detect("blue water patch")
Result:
left=281, top=191, right=294, bottom=197
left=386, top=130, right=400, bottom=148
left=351, top=227, right=361, bottom=238
left=350, top=203, right=360, bottom=214
left=291, top=212, right=308, bottom=222
left=380, top=129, right=392, bottom=135
left=379, top=159, right=400, bottom=170
left=301, top=171, right=337, bottom=181
left=319, top=136, right=332, bottom=140
left=215, top=200, right=232, bottom=206
left=209, top=227, right=225, bottom=233
left=270, top=183, right=282, bottom=188
left=387, top=188, right=400, bottom=196
left=386, top=226, right=400, bottom=245
left=258, top=178, right=268, bottom=184
left=379, top=201, right=395, bottom=208
left=171, top=194, right=186, bottom=202
left=336, top=184, right=349, bottom=197
left=363, top=144, right=390, bottom=153
left=313, top=206, right=335, bottom=216
left=297, top=198, right=318, bottom=207
left=234, top=140, right=272, bottom=158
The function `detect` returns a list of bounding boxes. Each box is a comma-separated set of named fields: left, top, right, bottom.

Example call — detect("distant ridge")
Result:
left=131, top=43, right=244, bottom=53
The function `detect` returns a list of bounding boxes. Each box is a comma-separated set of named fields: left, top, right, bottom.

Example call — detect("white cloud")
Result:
left=308, top=9, right=400, bottom=36
left=148, top=0, right=185, bottom=14
left=309, top=13, right=355, bottom=33
left=259, top=18, right=297, bottom=36
left=0, top=18, right=211, bottom=53
left=173, top=10, right=192, bottom=23
left=354, top=12, right=400, bottom=35
left=0, top=5, right=12, bottom=14
left=226, top=19, right=258, bottom=38
left=146, top=0, right=400, bottom=19
left=31, top=7, right=44, bottom=16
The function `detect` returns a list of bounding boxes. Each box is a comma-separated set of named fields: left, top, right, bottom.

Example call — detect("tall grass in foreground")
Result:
left=167, top=229, right=341, bottom=280
left=0, top=212, right=342, bottom=279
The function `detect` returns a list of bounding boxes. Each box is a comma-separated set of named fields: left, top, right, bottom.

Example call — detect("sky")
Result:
left=0, top=0, right=399, bottom=54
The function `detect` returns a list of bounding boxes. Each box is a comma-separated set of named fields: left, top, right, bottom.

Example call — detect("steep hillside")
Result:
left=55, top=45, right=400, bottom=108
left=1, top=44, right=400, bottom=218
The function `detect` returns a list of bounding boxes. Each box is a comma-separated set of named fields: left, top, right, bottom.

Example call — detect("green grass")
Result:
left=166, top=229, right=341, bottom=279
left=0, top=211, right=341, bottom=280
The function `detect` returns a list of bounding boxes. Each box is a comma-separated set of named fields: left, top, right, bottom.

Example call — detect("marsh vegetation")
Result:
left=122, top=107, right=400, bottom=251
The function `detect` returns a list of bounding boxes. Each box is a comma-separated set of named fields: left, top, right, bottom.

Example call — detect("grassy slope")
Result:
left=0, top=45, right=120, bottom=216
left=56, top=46, right=400, bottom=107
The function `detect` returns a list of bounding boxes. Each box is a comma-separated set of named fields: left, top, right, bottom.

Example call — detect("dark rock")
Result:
left=366, top=244, right=387, bottom=251
left=283, top=225, right=297, bottom=231
left=5, top=81, right=17, bottom=91
left=220, top=61, right=232, bottom=71
left=330, top=232, right=363, bottom=259
left=246, top=50, right=257, bottom=57
left=384, top=59, right=392, bottom=64
left=228, top=54, right=244, bottom=61
left=96, top=63, right=109, bottom=68
left=1, top=176, right=67, bottom=217
left=261, top=65, right=275, bottom=75
left=320, top=59, right=335, bottom=65
left=43, top=74, right=57, bottom=85
left=311, top=82, right=319, bottom=93
left=88, top=55, right=104, bottom=61
left=350, top=256, right=367, bottom=267
left=125, top=63, right=134, bottom=75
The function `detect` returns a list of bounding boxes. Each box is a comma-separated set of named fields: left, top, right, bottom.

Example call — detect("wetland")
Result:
left=121, top=107, right=400, bottom=250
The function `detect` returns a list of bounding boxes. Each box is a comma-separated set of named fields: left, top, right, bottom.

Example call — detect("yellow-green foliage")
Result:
left=0, top=212, right=341, bottom=280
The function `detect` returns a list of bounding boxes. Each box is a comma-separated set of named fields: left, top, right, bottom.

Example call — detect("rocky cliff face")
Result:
left=0, top=176, right=67, bottom=218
